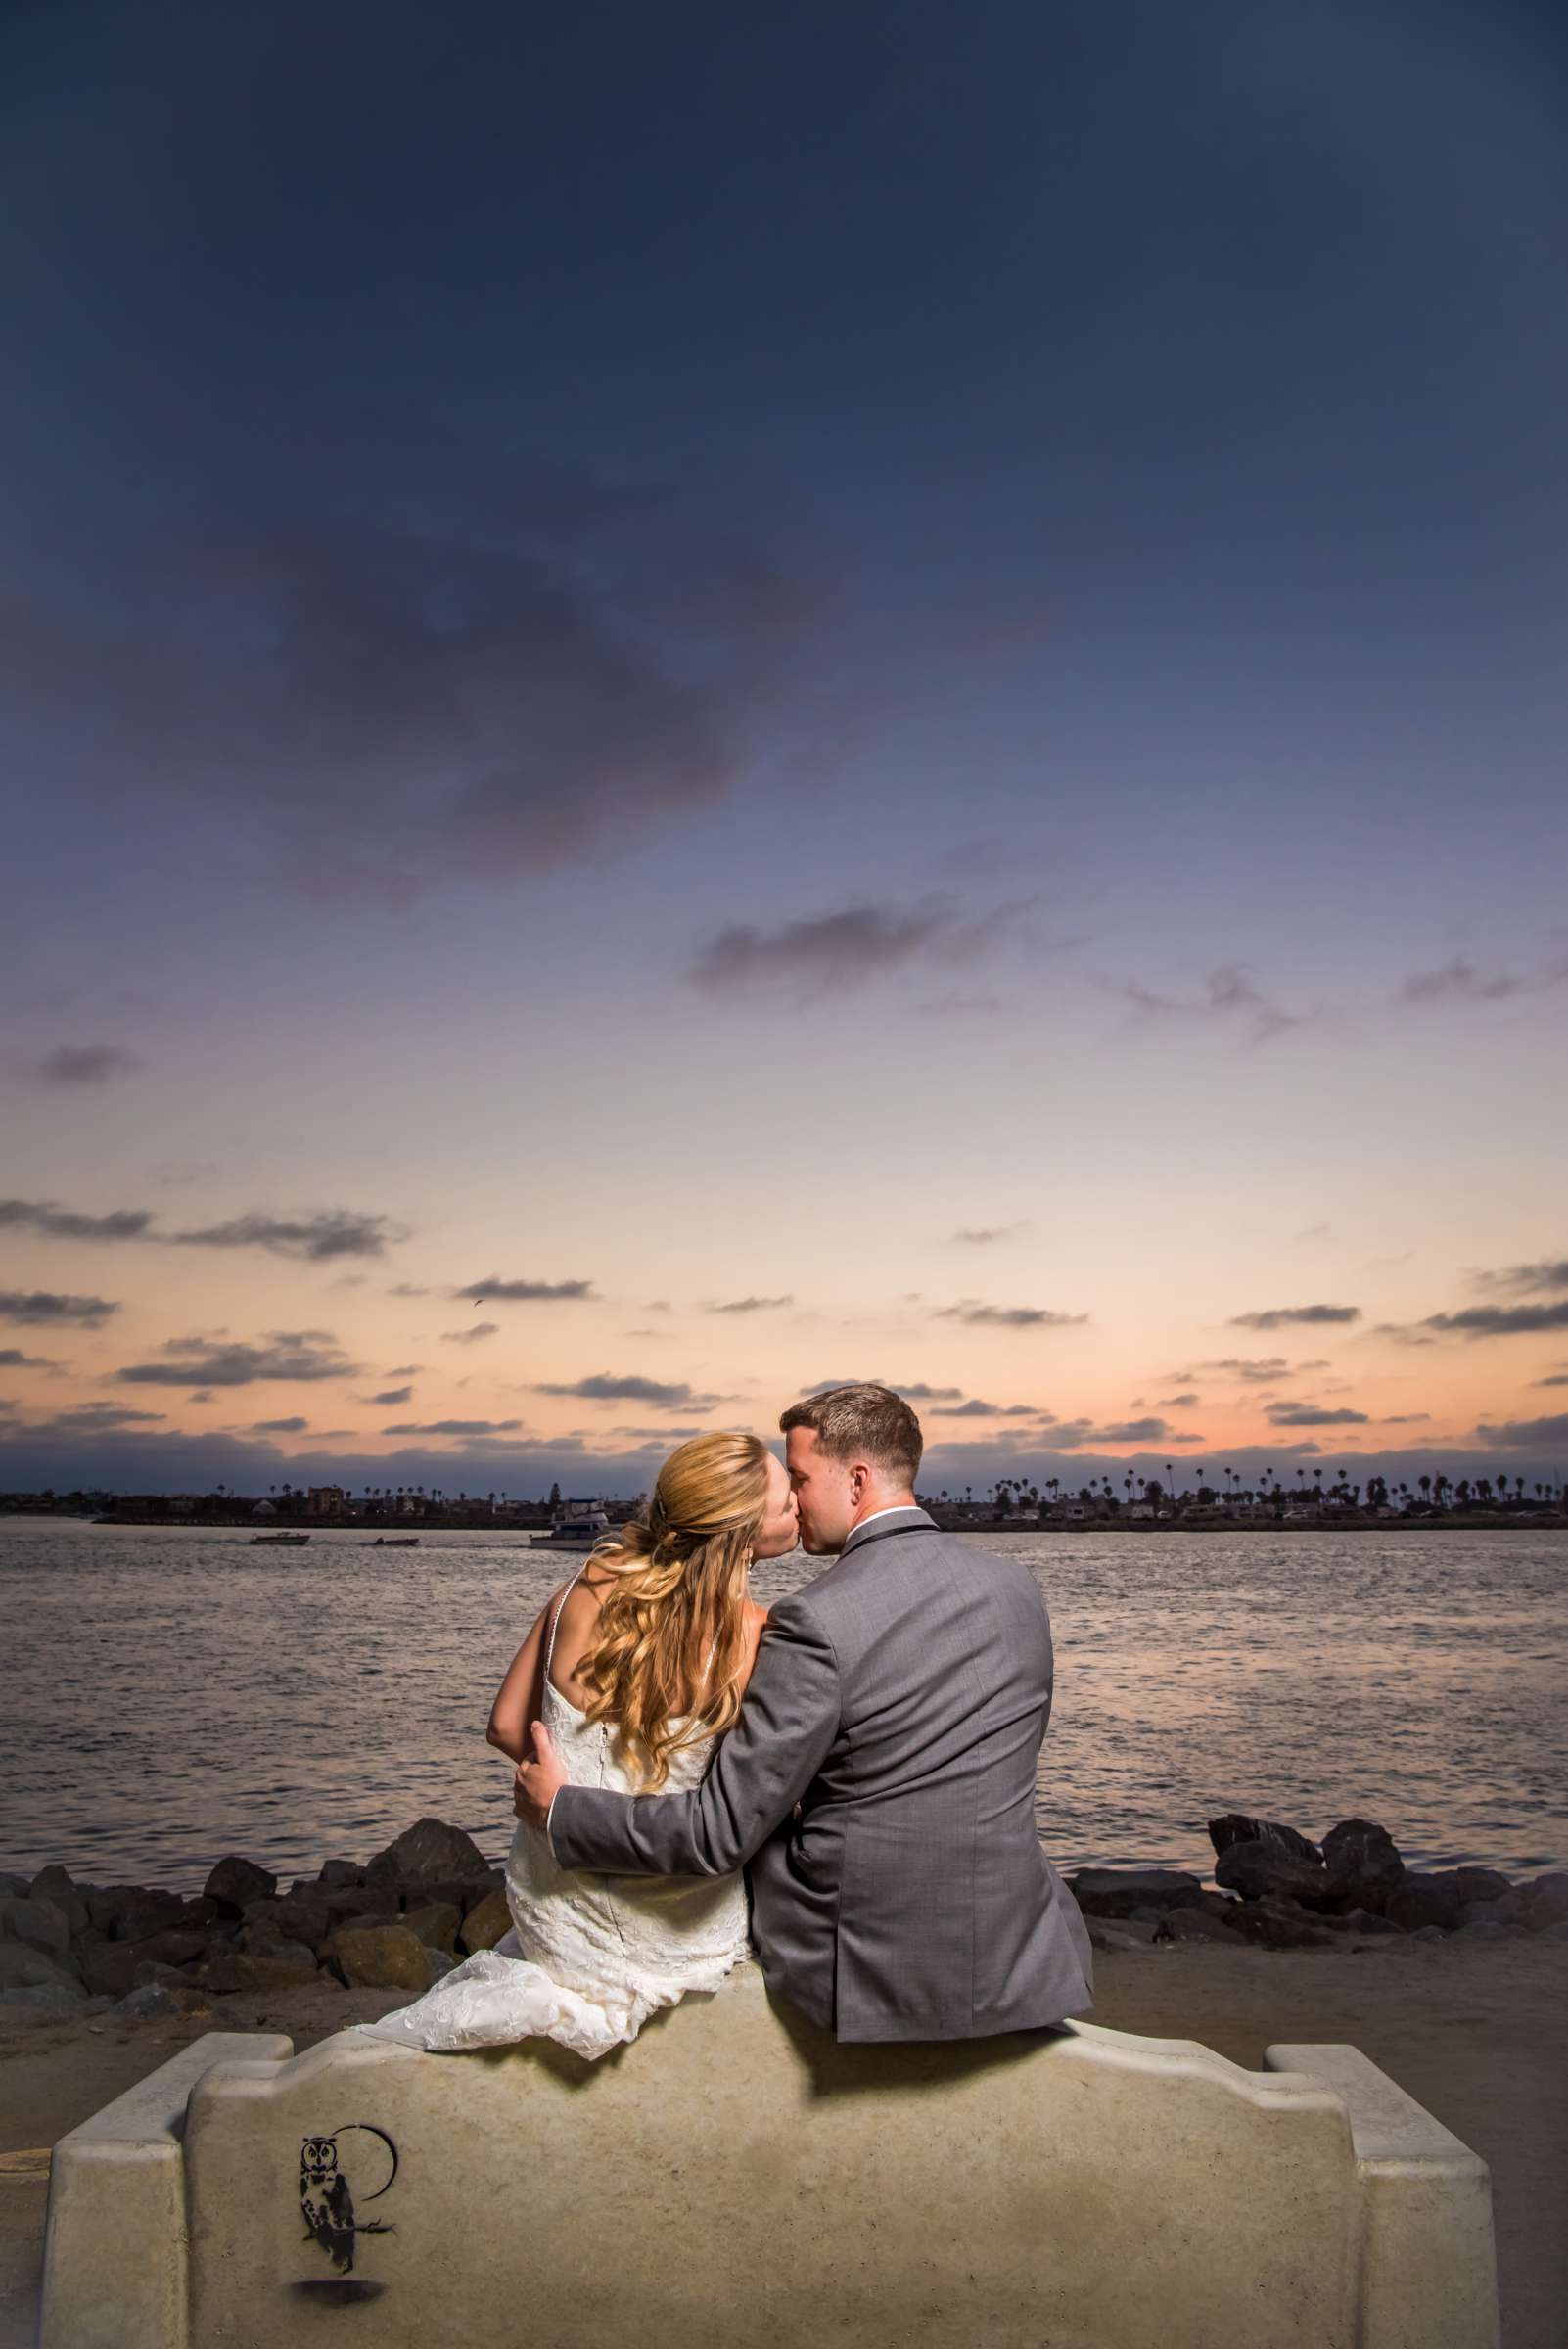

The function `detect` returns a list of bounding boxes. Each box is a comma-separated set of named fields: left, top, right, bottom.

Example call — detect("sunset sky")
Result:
left=3, top=0, right=1566, bottom=1497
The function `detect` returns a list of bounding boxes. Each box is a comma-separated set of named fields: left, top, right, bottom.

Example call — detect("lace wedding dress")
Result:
left=356, top=1566, right=752, bottom=2061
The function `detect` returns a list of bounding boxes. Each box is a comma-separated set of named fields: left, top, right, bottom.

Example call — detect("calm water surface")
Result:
left=3, top=1518, right=1564, bottom=1888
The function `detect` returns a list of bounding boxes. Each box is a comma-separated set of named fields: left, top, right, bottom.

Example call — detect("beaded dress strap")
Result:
left=544, top=1563, right=585, bottom=1683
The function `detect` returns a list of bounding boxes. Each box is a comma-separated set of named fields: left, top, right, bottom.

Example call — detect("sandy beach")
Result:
left=3, top=1935, right=1563, bottom=2348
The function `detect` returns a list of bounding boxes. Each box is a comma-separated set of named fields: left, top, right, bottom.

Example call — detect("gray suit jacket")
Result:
left=547, top=1507, right=1094, bottom=2043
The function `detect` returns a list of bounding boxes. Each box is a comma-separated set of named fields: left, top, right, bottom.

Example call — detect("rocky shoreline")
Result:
left=3, top=1811, right=1565, bottom=2026
left=1071, top=1813, right=1568, bottom=1953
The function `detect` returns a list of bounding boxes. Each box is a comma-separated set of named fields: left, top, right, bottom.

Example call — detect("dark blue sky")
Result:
left=3, top=0, right=1566, bottom=1495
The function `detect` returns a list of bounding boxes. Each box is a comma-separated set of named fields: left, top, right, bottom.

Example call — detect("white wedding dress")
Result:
left=356, top=1566, right=753, bottom=2060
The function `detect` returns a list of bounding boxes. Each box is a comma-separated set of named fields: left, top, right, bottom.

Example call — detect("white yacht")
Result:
left=530, top=1503, right=613, bottom=1550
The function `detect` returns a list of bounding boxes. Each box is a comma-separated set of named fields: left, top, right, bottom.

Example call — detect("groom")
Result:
left=514, top=1381, right=1093, bottom=2044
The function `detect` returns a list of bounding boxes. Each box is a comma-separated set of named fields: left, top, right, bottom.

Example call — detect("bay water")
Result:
left=3, top=1517, right=1563, bottom=1889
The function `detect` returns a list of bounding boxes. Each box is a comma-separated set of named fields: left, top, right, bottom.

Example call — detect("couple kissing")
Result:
left=361, top=1382, right=1092, bottom=2060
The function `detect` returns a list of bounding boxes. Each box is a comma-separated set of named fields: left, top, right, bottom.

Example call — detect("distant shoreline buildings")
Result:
left=2, top=1464, right=1563, bottom=1533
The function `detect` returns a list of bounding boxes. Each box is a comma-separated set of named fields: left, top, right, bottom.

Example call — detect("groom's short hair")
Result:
left=778, top=1383, right=923, bottom=1481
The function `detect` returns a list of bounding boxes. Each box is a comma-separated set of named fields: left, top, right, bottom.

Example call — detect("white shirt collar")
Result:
left=841, top=1503, right=926, bottom=1548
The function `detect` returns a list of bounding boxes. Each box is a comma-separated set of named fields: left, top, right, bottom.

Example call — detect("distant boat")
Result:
left=530, top=1506, right=612, bottom=1550
left=370, top=1536, right=420, bottom=1547
left=251, top=1531, right=310, bottom=1546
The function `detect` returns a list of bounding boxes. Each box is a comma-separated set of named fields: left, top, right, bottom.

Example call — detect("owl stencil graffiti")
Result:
left=299, top=2125, right=399, bottom=2273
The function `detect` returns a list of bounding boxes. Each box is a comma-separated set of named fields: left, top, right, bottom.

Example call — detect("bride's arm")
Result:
left=485, top=1597, right=554, bottom=1765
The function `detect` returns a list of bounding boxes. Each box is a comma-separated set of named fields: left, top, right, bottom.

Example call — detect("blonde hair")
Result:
left=572, top=1431, right=770, bottom=1791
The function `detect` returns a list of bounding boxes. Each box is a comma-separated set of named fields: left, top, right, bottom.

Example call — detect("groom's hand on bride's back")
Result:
left=514, top=1721, right=567, bottom=1830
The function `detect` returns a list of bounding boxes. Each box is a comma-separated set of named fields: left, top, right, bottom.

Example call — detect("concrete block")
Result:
left=1265, top=2040, right=1500, bottom=2349
left=39, top=2031, right=292, bottom=2349
left=37, top=1966, right=1499, bottom=2348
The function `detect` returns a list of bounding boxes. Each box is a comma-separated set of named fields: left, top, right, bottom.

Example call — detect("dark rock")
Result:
left=115, top=1980, right=211, bottom=2017
left=1453, top=1866, right=1512, bottom=1905
left=84, top=1885, right=149, bottom=1934
left=1067, top=1868, right=1207, bottom=1917
left=234, top=1921, right=275, bottom=1954
left=322, top=1885, right=400, bottom=1927
left=1087, top=1919, right=1159, bottom=1951
left=457, top=1891, right=512, bottom=1954
left=0, top=1943, right=80, bottom=1994
left=1162, top=1907, right=1238, bottom=1944
left=314, top=1859, right=365, bottom=1889
left=28, top=1867, right=89, bottom=1935
left=193, top=1947, right=315, bottom=1995
left=365, top=1819, right=490, bottom=1891
left=1318, top=1907, right=1405, bottom=1937
left=1, top=1979, right=89, bottom=2014
left=1321, top=1819, right=1406, bottom=1914
left=105, top=1890, right=186, bottom=1944
left=132, top=1959, right=195, bottom=1991
left=1456, top=1892, right=1529, bottom=1931
left=0, top=1873, right=28, bottom=1900
left=461, top=1869, right=507, bottom=1915
left=127, top=1927, right=210, bottom=1971
left=400, top=1874, right=490, bottom=1914
left=326, top=1922, right=438, bottom=1991
left=1214, top=1840, right=1331, bottom=1908
left=1453, top=1919, right=1509, bottom=1941
left=188, top=1951, right=241, bottom=1995
left=177, top=1895, right=231, bottom=1934
left=2, top=1895, right=72, bottom=1958
left=1208, top=1814, right=1322, bottom=1865
left=78, top=1940, right=142, bottom=2000
left=264, top=1938, right=318, bottom=1970
left=401, top=1901, right=462, bottom=1953
left=268, top=1892, right=331, bottom=1946
left=205, top=1856, right=278, bottom=1913
left=1385, top=1872, right=1470, bottom=1933
left=1221, top=1897, right=1336, bottom=1950
left=1524, top=1874, right=1568, bottom=1927
left=420, top=1944, right=460, bottom=1978
left=116, top=1982, right=181, bottom=2016
left=1409, top=1924, right=1449, bottom=1943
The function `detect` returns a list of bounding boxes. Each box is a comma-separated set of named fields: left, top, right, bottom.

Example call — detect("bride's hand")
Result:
left=514, top=1720, right=567, bottom=1830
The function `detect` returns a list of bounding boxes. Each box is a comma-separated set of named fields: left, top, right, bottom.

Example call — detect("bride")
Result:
left=358, top=1431, right=800, bottom=2060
